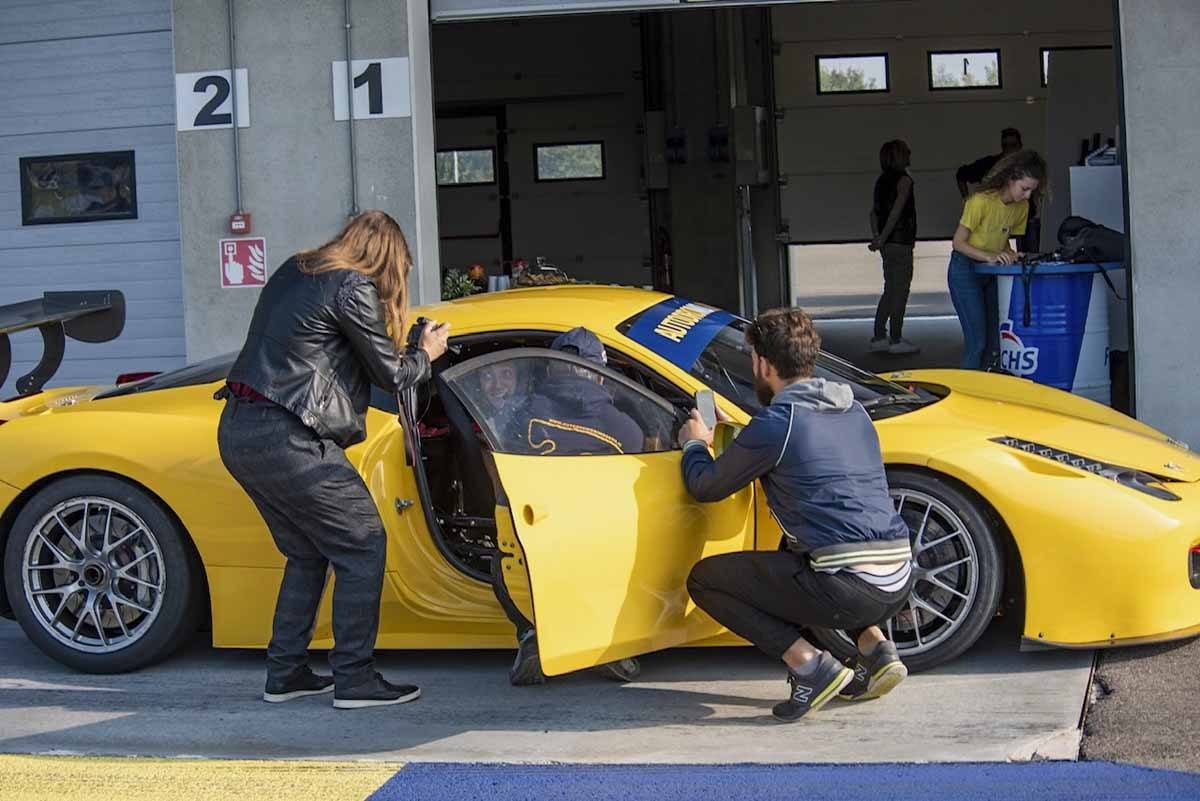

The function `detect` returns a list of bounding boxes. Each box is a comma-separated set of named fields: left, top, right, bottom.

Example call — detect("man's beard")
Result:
left=753, top=373, right=774, bottom=407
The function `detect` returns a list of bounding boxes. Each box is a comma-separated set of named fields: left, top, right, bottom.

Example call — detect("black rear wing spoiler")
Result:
left=0, top=290, right=126, bottom=395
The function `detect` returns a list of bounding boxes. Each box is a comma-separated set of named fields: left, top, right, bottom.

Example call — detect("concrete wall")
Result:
left=1118, top=0, right=1200, bottom=445
left=173, top=0, right=417, bottom=361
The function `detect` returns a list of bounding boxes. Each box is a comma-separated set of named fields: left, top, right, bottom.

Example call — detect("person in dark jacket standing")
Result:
left=678, top=308, right=914, bottom=722
left=869, top=139, right=919, bottom=356
left=216, top=210, right=449, bottom=709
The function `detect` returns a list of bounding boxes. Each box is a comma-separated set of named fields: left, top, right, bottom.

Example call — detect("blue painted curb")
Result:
left=369, top=761, right=1200, bottom=801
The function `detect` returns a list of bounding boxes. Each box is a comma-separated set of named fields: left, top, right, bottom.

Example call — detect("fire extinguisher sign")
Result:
left=220, top=238, right=267, bottom=288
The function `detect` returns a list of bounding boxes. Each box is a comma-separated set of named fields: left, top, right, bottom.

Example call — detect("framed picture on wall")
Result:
left=19, top=150, right=138, bottom=225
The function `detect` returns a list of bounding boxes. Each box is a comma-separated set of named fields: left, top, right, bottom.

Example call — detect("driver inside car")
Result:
left=477, top=360, right=530, bottom=449
left=520, top=327, right=644, bottom=456
left=507, top=327, right=644, bottom=685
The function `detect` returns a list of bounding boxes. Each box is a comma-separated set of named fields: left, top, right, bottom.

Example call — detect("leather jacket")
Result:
left=221, top=257, right=430, bottom=448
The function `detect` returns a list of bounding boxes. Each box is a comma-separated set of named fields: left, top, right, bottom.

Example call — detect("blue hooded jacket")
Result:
left=682, top=378, right=911, bottom=566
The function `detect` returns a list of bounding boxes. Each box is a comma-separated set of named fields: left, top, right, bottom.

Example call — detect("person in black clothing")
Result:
left=956, top=127, right=1024, bottom=198
left=217, top=210, right=449, bottom=709
left=869, top=139, right=919, bottom=356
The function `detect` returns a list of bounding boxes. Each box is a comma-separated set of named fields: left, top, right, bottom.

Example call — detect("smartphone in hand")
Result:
left=695, top=388, right=717, bottom=429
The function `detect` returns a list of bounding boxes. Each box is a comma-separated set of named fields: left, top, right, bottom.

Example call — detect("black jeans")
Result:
left=873, top=243, right=914, bottom=342
left=217, top=396, right=387, bottom=691
left=687, top=551, right=914, bottom=660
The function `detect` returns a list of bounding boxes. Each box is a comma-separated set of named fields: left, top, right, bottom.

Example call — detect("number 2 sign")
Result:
left=332, top=58, right=410, bottom=120
left=176, top=69, right=250, bottom=131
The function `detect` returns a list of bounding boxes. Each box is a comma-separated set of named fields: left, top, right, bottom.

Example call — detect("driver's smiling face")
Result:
left=480, top=363, right=518, bottom=409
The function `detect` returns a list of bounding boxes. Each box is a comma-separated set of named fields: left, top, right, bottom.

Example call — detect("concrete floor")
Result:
left=0, top=619, right=1093, bottom=764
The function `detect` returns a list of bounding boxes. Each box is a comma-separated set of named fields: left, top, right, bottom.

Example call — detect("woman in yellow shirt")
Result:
left=948, top=150, right=1047, bottom=369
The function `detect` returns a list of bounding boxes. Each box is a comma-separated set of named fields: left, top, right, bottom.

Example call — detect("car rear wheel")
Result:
left=3, top=475, right=203, bottom=673
left=809, top=469, right=1003, bottom=673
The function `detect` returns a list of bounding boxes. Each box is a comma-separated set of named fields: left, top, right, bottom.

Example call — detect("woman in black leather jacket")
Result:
left=216, top=210, right=448, bottom=710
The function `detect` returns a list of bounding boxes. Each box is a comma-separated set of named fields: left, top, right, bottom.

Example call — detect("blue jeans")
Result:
left=947, top=251, right=988, bottom=369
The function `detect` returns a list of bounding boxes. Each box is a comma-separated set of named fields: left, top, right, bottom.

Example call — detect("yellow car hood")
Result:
left=886, top=369, right=1200, bottom=483
left=0, top=386, right=109, bottom=422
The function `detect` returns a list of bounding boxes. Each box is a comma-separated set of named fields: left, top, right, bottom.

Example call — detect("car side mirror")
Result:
left=712, top=421, right=742, bottom=456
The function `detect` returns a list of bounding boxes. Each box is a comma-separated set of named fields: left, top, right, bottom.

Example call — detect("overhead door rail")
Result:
left=0, top=290, right=126, bottom=395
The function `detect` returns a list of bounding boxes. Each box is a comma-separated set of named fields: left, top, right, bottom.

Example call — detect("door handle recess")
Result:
left=522, top=504, right=549, bottom=525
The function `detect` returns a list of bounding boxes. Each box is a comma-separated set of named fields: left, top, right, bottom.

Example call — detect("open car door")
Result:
left=439, top=348, right=756, bottom=676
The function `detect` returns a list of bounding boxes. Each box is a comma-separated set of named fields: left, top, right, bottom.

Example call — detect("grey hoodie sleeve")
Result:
left=681, top=410, right=785, bottom=503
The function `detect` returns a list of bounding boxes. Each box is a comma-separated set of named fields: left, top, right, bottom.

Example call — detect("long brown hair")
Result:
left=297, top=210, right=412, bottom=349
left=976, top=149, right=1049, bottom=206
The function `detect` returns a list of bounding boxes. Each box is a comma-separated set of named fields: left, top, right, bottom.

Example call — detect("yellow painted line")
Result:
left=0, top=754, right=403, bottom=801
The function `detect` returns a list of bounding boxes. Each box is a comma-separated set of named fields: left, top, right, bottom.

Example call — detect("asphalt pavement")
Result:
left=1082, top=636, right=1200, bottom=772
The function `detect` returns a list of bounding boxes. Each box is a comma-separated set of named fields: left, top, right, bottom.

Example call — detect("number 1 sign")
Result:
left=332, top=58, right=411, bottom=120
left=176, top=69, right=250, bottom=131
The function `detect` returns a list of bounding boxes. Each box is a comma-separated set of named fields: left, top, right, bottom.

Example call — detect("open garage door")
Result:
left=770, top=0, right=1118, bottom=383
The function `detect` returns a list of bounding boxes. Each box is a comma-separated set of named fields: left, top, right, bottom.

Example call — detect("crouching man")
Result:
left=678, top=308, right=914, bottom=722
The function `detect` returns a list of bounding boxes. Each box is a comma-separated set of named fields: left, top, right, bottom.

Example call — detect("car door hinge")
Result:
left=394, top=498, right=414, bottom=514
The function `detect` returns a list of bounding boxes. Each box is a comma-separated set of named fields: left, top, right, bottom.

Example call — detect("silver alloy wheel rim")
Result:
left=834, top=488, right=979, bottom=658
left=21, top=497, right=165, bottom=654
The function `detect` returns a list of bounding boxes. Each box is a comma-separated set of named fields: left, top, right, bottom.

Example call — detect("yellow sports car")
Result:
left=2, top=286, right=1199, bottom=676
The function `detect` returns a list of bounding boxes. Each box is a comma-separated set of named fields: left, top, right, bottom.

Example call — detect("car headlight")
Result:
left=991, top=436, right=1181, bottom=502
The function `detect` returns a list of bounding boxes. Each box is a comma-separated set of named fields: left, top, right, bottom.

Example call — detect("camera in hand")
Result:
left=407, top=316, right=430, bottom=352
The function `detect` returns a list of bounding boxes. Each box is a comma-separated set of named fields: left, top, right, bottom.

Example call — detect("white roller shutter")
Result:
left=0, top=0, right=185, bottom=394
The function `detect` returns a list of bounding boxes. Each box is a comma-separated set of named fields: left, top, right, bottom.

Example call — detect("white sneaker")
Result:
left=868, top=337, right=889, bottom=353
left=887, top=339, right=920, bottom=356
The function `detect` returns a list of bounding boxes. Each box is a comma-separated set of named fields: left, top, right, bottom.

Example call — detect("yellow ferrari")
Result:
left=2, top=286, right=1199, bottom=676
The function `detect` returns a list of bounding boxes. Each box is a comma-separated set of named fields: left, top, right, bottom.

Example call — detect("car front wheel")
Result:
left=809, top=468, right=1004, bottom=673
left=3, top=475, right=203, bottom=673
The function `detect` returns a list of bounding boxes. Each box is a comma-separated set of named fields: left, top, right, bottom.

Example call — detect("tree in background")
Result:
left=819, top=66, right=879, bottom=92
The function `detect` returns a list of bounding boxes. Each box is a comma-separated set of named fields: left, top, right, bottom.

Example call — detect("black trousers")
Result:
left=687, top=551, right=913, bottom=660
left=217, top=397, right=387, bottom=691
left=873, top=243, right=915, bottom=342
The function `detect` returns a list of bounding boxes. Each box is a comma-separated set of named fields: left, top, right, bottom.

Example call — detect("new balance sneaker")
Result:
left=509, top=628, right=547, bottom=686
left=332, top=673, right=421, bottom=709
left=838, top=640, right=908, bottom=701
left=597, top=657, right=641, bottom=682
left=772, top=651, right=854, bottom=722
left=868, top=337, right=890, bottom=353
left=262, top=667, right=335, bottom=703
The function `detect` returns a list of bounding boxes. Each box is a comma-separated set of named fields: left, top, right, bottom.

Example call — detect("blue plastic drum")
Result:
left=988, top=262, right=1114, bottom=405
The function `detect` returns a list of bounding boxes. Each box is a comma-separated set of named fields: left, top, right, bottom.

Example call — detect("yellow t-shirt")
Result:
left=959, top=191, right=1029, bottom=254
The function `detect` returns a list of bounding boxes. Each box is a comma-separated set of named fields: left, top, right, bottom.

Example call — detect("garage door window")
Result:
left=534, top=142, right=605, bottom=182
left=816, top=54, right=889, bottom=95
left=928, top=50, right=1001, bottom=90
left=436, top=148, right=496, bottom=186
left=19, top=151, right=137, bottom=225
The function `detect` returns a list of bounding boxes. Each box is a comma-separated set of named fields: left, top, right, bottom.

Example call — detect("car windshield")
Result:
left=618, top=298, right=930, bottom=415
